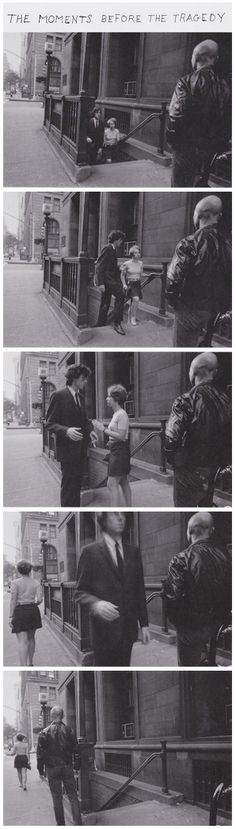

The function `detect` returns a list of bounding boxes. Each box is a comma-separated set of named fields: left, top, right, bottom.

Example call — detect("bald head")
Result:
left=187, top=512, right=214, bottom=543
left=50, top=706, right=63, bottom=722
left=192, top=39, right=219, bottom=70
left=193, top=196, right=223, bottom=229
left=189, top=352, right=218, bottom=386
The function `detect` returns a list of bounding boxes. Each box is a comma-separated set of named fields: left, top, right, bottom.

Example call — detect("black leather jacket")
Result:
left=167, top=66, right=231, bottom=152
left=163, top=540, right=231, bottom=629
left=166, top=224, right=232, bottom=314
left=37, top=721, right=80, bottom=775
left=165, top=381, right=231, bottom=468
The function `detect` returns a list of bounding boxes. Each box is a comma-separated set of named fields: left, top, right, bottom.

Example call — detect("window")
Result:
left=49, top=687, right=56, bottom=701
left=61, top=235, right=66, bottom=247
left=39, top=685, right=47, bottom=694
left=53, top=198, right=60, bottom=213
left=44, top=196, right=51, bottom=205
left=40, top=523, right=47, bottom=533
left=39, top=360, right=47, bottom=369
left=49, top=524, right=57, bottom=539
left=62, top=74, right=67, bottom=86
left=55, top=37, right=62, bottom=51
left=48, top=672, right=55, bottom=679
left=48, top=362, right=56, bottom=375
left=46, top=35, right=53, bottom=43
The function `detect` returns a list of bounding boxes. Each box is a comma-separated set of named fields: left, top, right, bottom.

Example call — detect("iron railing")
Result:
left=209, top=782, right=232, bottom=824
left=94, top=741, right=231, bottom=813
left=95, top=419, right=168, bottom=491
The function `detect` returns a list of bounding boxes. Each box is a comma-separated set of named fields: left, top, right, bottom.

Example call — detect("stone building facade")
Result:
left=22, top=32, right=64, bottom=98
left=21, top=671, right=58, bottom=750
left=20, top=351, right=58, bottom=423
left=56, top=670, right=231, bottom=816
left=22, top=192, right=63, bottom=261
left=20, top=511, right=59, bottom=579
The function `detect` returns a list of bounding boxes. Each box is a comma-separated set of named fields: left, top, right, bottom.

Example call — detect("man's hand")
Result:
left=97, top=147, right=103, bottom=159
left=90, top=430, right=98, bottom=447
left=86, top=137, right=92, bottom=144
left=39, top=775, right=46, bottom=782
left=141, top=626, right=151, bottom=645
left=93, top=600, right=120, bottom=622
left=9, top=618, right=13, bottom=629
left=66, top=428, right=83, bottom=442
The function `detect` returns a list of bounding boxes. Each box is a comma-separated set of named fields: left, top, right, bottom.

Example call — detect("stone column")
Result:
left=98, top=34, right=111, bottom=98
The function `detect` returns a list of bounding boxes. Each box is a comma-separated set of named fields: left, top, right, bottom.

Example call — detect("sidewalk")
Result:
left=3, top=592, right=76, bottom=667
left=4, top=753, right=56, bottom=825
left=4, top=265, right=74, bottom=347
left=4, top=429, right=60, bottom=507
left=4, top=101, right=71, bottom=186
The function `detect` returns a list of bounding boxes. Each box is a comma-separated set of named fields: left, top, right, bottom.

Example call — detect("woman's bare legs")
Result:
left=22, top=768, right=27, bottom=790
left=16, top=632, right=29, bottom=666
left=130, top=296, right=139, bottom=325
left=27, top=630, right=36, bottom=666
left=17, top=769, right=23, bottom=787
left=120, top=476, right=132, bottom=506
left=107, top=476, right=121, bottom=506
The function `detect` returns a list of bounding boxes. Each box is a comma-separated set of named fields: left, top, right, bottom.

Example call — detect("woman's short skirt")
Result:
left=11, top=603, right=42, bottom=634
left=108, top=440, right=131, bottom=478
left=127, top=280, right=142, bottom=300
left=14, top=754, right=28, bottom=770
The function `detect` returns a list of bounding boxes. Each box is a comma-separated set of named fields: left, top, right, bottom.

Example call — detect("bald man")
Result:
left=163, top=513, right=231, bottom=665
left=165, top=352, right=231, bottom=506
left=167, top=39, right=231, bottom=187
left=37, top=706, right=82, bottom=825
left=166, top=195, right=232, bottom=346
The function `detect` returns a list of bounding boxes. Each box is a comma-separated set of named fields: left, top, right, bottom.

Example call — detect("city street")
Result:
left=3, top=428, right=60, bottom=507
left=3, top=591, right=77, bottom=667
left=4, top=753, right=57, bottom=825
left=4, top=264, right=74, bottom=347
left=3, top=101, right=71, bottom=186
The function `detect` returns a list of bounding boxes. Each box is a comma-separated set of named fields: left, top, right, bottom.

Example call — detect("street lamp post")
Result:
left=42, top=202, right=51, bottom=260
left=43, top=42, right=53, bottom=125
left=38, top=530, right=48, bottom=583
left=39, top=692, right=49, bottom=730
left=38, top=366, right=47, bottom=452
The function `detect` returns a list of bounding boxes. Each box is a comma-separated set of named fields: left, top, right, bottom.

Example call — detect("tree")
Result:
left=3, top=717, right=16, bottom=744
left=3, top=397, right=16, bottom=416
left=4, top=70, right=20, bottom=91
left=4, top=232, right=18, bottom=254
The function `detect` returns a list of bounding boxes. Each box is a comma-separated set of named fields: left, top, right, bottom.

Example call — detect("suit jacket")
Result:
left=45, top=387, right=93, bottom=464
left=95, top=243, right=120, bottom=287
left=87, top=118, right=105, bottom=149
left=75, top=539, right=148, bottom=651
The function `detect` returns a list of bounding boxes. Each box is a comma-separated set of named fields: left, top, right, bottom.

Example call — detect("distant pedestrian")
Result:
left=37, top=706, right=82, bottom=826
left=9, top=560, right=42, bottom=666
left=13, top=733, right=30, bottom=790
left=86, top=106, right=105, bottom=164
left=166, top=195, right=232, bottom=346
left=120, top=245, right=143, bottom=326
left=95, top=230, right=126, bottom=335
left=46, top=363, right=98, bottom=507
left=104, top=384, right=132, bottom=506
left=167, top=39, right=231, bottom=186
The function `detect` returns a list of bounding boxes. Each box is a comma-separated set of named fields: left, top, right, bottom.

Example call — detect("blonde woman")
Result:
left=104, top=384, right=132, bottom=507
left=120, top=245, right=143, bottom=325
left=9, top=560, right=42, bottom=666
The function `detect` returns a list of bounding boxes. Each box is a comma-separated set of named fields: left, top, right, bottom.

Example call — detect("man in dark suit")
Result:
left=95, top=229, right=126, bottom=335
left=46, top=364, right=97, bottom=508
left=75, top=512, right=150, bottom=665
left=86, top=106, right=105, bottom=164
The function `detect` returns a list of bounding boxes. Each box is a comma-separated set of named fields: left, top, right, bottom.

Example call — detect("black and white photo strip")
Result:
left=3, top=31, right=231, bottom=188
left=3, top=10, right=232, bottom=829
left=4, top=191, right=232, bottom=349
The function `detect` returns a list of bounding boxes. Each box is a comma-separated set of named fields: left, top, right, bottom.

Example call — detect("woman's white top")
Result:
left=10, top=576, right=42, bottom=615
left=13, top=740, right=29, bottom=756
left=121, top=259, right=143, bottom=282
left=108, top=409, right=129, bottom=442
left=104, top=127, right=120, bottom=145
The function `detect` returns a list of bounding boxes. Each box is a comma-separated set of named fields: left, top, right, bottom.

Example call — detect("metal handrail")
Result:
left=98, top=741, right=168, bottom=812
left=110, top=108, right=168, bottom=155
left=94, top=423, right=167, bottom=490
left=209, top=782, right=232, bottom=825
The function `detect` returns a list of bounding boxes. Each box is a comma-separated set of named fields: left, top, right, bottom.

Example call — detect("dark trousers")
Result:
left=177, top=622, right=220, bottom=666
left=60, top=461, right=83, bottom=507
left=94, top=638, right=134, bottom=667
left=171, top=146, right=213, bottom=187
left=47, top=765, right=82, bottom=826
left=173, top=467, right=214, bottom=507
left=87, top=142, right=102, bottom=165
left=97, top=275, right=124, bottom=326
